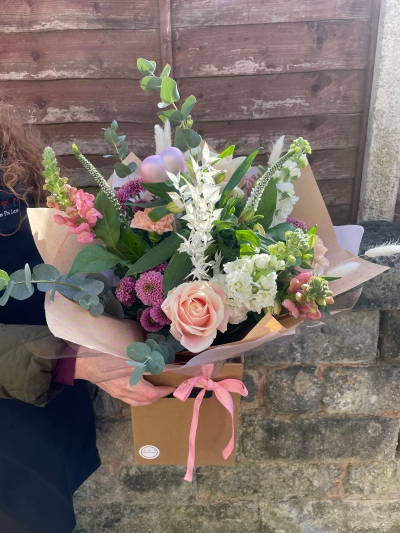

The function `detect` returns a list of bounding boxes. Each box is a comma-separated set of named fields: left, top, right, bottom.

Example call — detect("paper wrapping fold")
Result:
left=27, top=162, right=388, bottom=377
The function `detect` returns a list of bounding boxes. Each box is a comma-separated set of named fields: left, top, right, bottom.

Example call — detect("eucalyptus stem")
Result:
left=72, top=144, right=122, bottom=215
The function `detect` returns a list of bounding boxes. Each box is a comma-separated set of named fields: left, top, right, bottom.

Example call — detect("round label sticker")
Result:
left=139, top=445, right=160, bottom=460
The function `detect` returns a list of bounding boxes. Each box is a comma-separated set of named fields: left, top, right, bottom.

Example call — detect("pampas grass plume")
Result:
left=365, top=242, right=400, bottom=258
left=154, top=119, right=172, bottom=154
left=268, top=135, right=285, bottom=166
left=326, top=261, right=360, bottom=278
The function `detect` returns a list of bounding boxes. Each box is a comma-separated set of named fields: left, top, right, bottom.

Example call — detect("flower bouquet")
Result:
left=0, top=59, right=388, bottom=480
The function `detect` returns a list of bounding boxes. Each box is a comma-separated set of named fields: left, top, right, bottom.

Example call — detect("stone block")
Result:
left=241, top=368, right=259, bottom=410
left=92, top=385, right=122, bottom=419
left=245, top=310, right=379, bottom=366
left=264, top=366, right=321, bottom=414
left=197, top=463, right=341, bottom=500
left=322, top=366, right=400, bottom=414
left=259, top=500, right=400, bottom=533
left=355, top=221, right=400, bottom=310
left=380, top=310, right=400, bottom=361
left=346, top=462, right=400, bottom=499
left=119, top=465, right=196, bottom=504
left=241, top=414, right=400, bottom=461
left=95, top=418, right=135, bottom=464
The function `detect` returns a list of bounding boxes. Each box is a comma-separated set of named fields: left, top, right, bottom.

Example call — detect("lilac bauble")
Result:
left=140, top=147, right=186, bottom=183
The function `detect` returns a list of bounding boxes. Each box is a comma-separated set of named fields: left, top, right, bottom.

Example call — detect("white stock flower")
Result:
left=227, top=304, right=249, bottom=325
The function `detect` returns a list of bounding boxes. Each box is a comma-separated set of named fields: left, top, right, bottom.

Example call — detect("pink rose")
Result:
left=288, top=271, right=313, bottom=293
left=161, top=281, right=229, bottom=352
left=312, top=236, right=329, bottom=274
left=282, top=299, right=299, bottom=319
left=131, top=208, right=174, bottom=235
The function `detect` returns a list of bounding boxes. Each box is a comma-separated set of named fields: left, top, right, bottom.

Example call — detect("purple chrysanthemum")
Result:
left=150, top=300, right=171, bottom=326
left=287, top=217, right=308, bottom=231
left=115, top=277, right=136, bottom=307
left=115, top=178, right=145, bottom=204
left=139, top=307, right=163, bottom=333
left=144, top=261, right=168, bottom=274
left=135, top=270, right=164, bottom=306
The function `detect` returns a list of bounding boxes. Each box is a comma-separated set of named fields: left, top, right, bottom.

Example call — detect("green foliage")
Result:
left=163, top=251, right=192, bottom=295
left=141, top=181, right=179, bottom=202
left=116, top=228, right=151, bottom=264
left=42, top=147, right=71, bottom=210
left=257, top=177, right=277, bottom=231
left=126, top=334, right=180, bottom=382
left=126, top=230, right=189, bottom=276
left=102, top=121, right=137, bottom=178
left=94, top=191, right=121, bottom=248
left=68, top=245, right=124, bottom=277
left=220, top=149, right=259, bottom=206
left=174, top=128, right=202, bottom=152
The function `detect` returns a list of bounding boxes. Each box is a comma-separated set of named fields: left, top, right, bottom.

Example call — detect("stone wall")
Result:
left=74, top=222, right=400, bottom=533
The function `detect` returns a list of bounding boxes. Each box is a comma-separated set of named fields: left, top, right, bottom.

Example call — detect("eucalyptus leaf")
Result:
left=129, top=365, right=145, bottom=386
left=89, top=301, right=105, bottom=317
left=160, top=77, right=180, bottom=104
left=157, top=110, right=184, bottom=128
left=181, top=95, right=196, bottom=119
left=118, top=142, right=128, bottom=161
left=114, top=162, right=134, bottom=178
left=145, top=351, right=165, bottom=375
left=94, top=190, right=121, bottom=248
left=57, top=274, right=85, bottom=299
left=145, top=339, right=161, bottom=353
left=174, top=128, right=202, bottom=152
left=32, top=264, right=61, bottom=292
left=86, top=273, right=111, bottom=294
left=104, top=127, right=119, bottom=146
left=24, top=264, right=33, bottom=292
left=157, top=343, right=170, bottom=362
left=9, top=270, right=35, bottom=300
left=137, top=58, right=156, bottom=76
left=126, top=230, right=189, bottom=276
left=0, top=280, right=14, bottom=306
left=163, top=251, right=192, bottom=294
left=160, top=64, right=171, bottom=79
left=140, top=76, right=162, bottom=91
left=111, top=120, right=118, bottom=131
left=127, top=342, right=151, bottom=362
left=68, top=245, right=123, bottom=277
left=127, top=162, right=137, bottom=173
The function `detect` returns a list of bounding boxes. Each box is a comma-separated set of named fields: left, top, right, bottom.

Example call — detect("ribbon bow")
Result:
left=173, top=364, right=248, bottom=482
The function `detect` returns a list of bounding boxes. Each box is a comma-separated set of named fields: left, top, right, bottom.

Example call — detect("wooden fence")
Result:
left=0, top=0, right=381, bottom=224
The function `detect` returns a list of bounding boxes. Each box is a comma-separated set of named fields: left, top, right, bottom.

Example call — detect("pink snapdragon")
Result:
left=288, top=271, right=313, bottom=294
left=312, top=236, right=330, bottom=274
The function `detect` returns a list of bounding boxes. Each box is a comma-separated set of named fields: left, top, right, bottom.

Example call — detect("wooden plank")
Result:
left=0, top=30, right=161, bottom=81
left=317, top=178, right=354, bottom=206
left=4, top=70, right=364, bottom=124
left=171, top=0, right=373, bottom=27
left=173, top=21, right=370, bottom=77
left=159, top=0, right=174, bottom=75
left=351, top=0, right=382, bottom=222
left=327, top=205, right=352, bottom=225
left=0, top=0, right=159, bottom=33
left=181, top=70, right=365, bottom=120
left=35, top=114, right=361, bottom=157
left=255, top=149, right=357, bottom=181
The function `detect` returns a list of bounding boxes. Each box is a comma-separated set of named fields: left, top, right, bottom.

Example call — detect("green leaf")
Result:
left=160, top=64, right=171, bottom=79
left=0, top=280, right=14, bottom=306
left=131, top=198, right=167, bottom=209
left=0, top=269, right=10, bottom=290
left=163, top=252, right=192, bottom=294
left=257, top=177, right=277, bottom=231
left=72, top=279, right=105, bottom=301
left=146, top=352, right=165, bottom=375
left=236, top=230, right=260, bottom=251
left=56, top=273, right=84, bottom=299
left=114, top=162, right=134, bottom=178
left=308, top=225, right=317, bottom=235
left=94, top=190, right=121, bottom=247
left=89, top=300, right=105, bottom=317
left=127, top=162, right=137, bottom=173
left=129, top=365, right=145, bottom=386
left=86, top=273, right=111, bottom=295
left=126, top=231, right=188, bottom=276
left=118, top=142, right=128, bottom=161
left=68, top=245, right=123, bottom=277
left=323, top=276, right=342, bottom=282
left=160, top=77, right=180, bottom=104
left=137, top=58, right=156, bottom=76
left=24, top=263, right=33, bottom=293
left=127, top=342, right=151, bottom=362
left=103, top=291, right=124, bottom=318
left=104, top=127, right=119, bottom=145
left=174, top=128, right=202, bottom=152
left=219, top=244, right=240, bottom=261
left=9, top=269, right=35, bottom=300
left=118, top=135, right=126, bottom=143
left=141, top=181, right=178, bottom=202
left=111, top=120, right=118, bottom=131
left=147, top=206, right=171, bottom=222
left=218, top=145, right=235, bottom=159
left=181, top=95, right=197, bottom=119
left=220, top=149, right=259, bottom=206
left=157, top=110, right=184, bottom=128
left=103, top=154, right=120, bottom=160
left=140, top=75, right=162, bottom=91
left=265, top=222, right=296, bottom=242
left=116, top=228, right=151, bottom=263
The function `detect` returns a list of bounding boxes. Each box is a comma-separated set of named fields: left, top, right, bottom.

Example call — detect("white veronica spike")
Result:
left=326, top=262, right=360, bottom=278
left=268, top=135, right=285, bottom=166
left=365, top=243, right=400, bottom=258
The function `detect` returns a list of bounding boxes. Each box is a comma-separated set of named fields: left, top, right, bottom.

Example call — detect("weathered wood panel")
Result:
left=0, top=30, right=161, bottom=81
left=36, top=114, right=361, bottom=157
left=173, top=21, right=370, bottom=77
left=0, top=0, right=159, bottom=33
left=316, top=178, right=354, bottom=206
left=171, top=0, right=373, bottom=27
left=255, top=149, right=357, bottom=180
left=327, top=205, right=352, bottom=225
left=2, top=70, right=364, bottom=124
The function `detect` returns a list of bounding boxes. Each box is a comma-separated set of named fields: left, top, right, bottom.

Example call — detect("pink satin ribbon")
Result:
left=173, top=364, right=248, bottom=482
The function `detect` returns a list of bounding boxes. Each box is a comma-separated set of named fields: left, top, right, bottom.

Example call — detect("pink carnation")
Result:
left=130, top=208, right=174, bottom=235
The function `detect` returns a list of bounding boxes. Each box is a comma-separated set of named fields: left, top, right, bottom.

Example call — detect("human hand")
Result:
left=74, top=355, right=174, bottom=407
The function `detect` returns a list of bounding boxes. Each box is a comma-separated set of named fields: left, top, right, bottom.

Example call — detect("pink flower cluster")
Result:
left=282, top=271, right=322, bottom=321
left=52, top=185, right=102, bottom=244
left=131, top=208, right=174, bottom=235
left=286, top=217, right=308, bottom=231
left=116, top=178, right=145, bottom=213
left=115, top=270, right=171, bottom=333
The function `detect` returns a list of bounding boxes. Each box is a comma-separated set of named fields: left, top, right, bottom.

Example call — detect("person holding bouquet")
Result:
left=0, top=103, right=173, bottom=533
